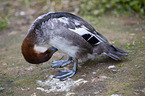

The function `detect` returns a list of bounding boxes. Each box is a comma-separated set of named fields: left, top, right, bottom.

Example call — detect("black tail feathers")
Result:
left=106, top=45, right=128, bottom=60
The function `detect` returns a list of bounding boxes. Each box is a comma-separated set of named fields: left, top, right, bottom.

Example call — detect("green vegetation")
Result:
left=15, top=0, right=145, bottom=17
left=79, top=0, right=145, bottom=16
left=107, top=90, right=117, bottom=95
left=0, top=17, right=9, bottom=31
left=0, top=12, right=11, bottom=31
left=0, top=0, right=145, bottom=96
left=24, top=0, right=30, bottom=8
left=126, top=41, right=135, bottom=49
left=0, top=87, right=5, bottom=92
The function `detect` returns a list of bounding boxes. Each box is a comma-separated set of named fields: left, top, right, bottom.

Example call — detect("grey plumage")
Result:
left=30, top=12, right=127, bottom=61
left=23, top=12, right=128, bottom=80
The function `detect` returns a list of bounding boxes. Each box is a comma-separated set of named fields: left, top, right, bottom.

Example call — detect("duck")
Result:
left=21, top=12, right=128, bottom=81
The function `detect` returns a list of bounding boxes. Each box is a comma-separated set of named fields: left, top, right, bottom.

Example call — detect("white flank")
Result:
left=49, top=36, right=79, bottom=57
left=34, top=45, right=48, bottom=53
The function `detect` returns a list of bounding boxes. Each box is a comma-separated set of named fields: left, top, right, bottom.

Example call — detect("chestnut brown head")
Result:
left=21, top=36, right=57, bottom=64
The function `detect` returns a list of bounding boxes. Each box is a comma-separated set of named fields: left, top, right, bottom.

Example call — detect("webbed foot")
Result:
left=53, top=70, right=76, bottom=81
left=51, top=56, right=72, bottom=68
left=53, top=59, right=78, bottom=81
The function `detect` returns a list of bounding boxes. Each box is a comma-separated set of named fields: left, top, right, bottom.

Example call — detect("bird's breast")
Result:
left=49, top=36, right=79, bottom=58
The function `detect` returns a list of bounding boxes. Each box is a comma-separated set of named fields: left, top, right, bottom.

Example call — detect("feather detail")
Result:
left=31, top=12, right=107, bottom=46
left=21, top=12, right=128, bottom=81
left=26, top=12, right=128, bottom=61
left=103, top=45, right=128, bottom=60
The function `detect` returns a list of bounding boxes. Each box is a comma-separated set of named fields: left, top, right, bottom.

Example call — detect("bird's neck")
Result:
left=21, top=34, right=50, bottom=64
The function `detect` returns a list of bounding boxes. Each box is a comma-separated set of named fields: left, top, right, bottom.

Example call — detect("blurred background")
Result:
left=0, top=0, right=145, bottom=96
left=0, top=0, right=145, bottom=32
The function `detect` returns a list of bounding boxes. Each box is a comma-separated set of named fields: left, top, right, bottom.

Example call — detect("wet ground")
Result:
left=0, top=0, right=145, bottom=96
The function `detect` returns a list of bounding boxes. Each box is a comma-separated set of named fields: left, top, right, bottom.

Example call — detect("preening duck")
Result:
left=21, top=12, right=128, bottom=81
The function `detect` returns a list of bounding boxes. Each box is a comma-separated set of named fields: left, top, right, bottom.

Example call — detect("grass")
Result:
left=0, top=12, right=145, bottom=96
left=0, top=11, right=11, bottom=31
left=0, top=1, right=144, bottom=95
left=23, top=0, right=30, bottom=8
left=0, top=18, right=9, bottom=31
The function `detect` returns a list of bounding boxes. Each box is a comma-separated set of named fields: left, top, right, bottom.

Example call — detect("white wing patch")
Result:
left=68, top=26, right=103, bottom=45
left=69, top=27, right=101, bottom=41
left=69, top=27, right=90, bottom=36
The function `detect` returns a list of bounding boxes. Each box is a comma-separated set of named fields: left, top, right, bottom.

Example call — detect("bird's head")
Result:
left=21, top=35, right=57, bottom=64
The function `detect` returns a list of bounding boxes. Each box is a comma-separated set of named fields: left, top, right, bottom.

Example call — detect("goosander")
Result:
left=21, top=12, right=128, bottom=81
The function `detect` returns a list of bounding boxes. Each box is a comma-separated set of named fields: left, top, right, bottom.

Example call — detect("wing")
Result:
left=33, top=12, right=109, bottom=46
left=51, top=12, right=109, bottom=46
left=31, top=12, right=128, bottom=61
